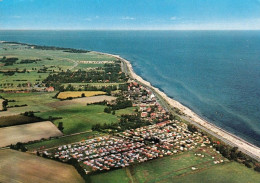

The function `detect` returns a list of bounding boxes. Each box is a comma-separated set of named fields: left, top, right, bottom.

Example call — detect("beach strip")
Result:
left=93, top=51, right=260, bottom=162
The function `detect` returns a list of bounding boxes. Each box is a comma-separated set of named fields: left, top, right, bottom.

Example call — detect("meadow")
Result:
left=35, top=104, right=136, bottom=134
left=0, top=92, right=58, bottom=116
left=89, top=147, right=260, bottom=183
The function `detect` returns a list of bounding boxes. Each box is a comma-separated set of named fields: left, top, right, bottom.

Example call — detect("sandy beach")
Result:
left=95, top=51, right=260, bottom=161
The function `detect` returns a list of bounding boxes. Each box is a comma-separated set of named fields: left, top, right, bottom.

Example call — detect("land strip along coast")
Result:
left=93, top=51, right=260, bottom=162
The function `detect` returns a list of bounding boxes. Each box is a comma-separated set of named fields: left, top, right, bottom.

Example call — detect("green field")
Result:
left=89, top=168, right=130, bottom=183
left=0, top=91, right=134, bottom=135
left=0, top=43, right=118, bottom=90
left=26, top=131, right=101, bottom=151
left=35, top=104, right=136, bottom=134
left=88, top=148, right=260, bottom=183
left=169, top=162, right=260, bottom=183
left=0, top=92, right=58, bottom=114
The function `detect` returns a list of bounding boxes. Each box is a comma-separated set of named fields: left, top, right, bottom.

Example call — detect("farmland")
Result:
left=0, top=121, right=63, bottom=147
left=57, top=91, right=106, bottom=99
left=0, top=42, right=119, bottom=91
left=0, top=98, right=4, bottom=110
left=0, top=114, right=41, bottom=127
left=47, top=95, right=116, bottom=108
left=0, top=149, right=84, bottom=183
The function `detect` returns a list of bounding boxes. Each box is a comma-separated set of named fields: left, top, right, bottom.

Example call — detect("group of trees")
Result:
left=92, top=114, right=150, bottom=133
left=57, top=84, right=128, bottom=94
left=2, top=41, right=90, bottom=53
left=23, top=111, right=35, bottom=117
left=0, top=68, right=27, bottom=76
left=108, top=96, right=132, bottom=110
left=43, top=64, right=128, bottom=86
left=2, top=99, right=8, bottom=111
left=0, top=56, right=19, bottom=66
left=119, top=114, right=150, bottom=131
left=187, top=124, right=198, bottom=133
left=10, top=142, right=27, bottom=152
left=104, top=107, right=115, bottom=115
left=19, top=59, right=41, bottom=64
left=58, top=122, right=64, bottom=132
left=214, top=142, right=260, bottom=171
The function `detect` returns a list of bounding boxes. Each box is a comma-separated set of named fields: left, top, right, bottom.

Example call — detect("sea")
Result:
left=0, top=30, right=259, bottom=147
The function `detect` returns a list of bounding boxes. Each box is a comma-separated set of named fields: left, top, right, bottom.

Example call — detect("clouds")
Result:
left=170, top=16, right=177, bottom=20
left=1, top=0, right=260, bottom=30
left=121, top=16, right=135, bottom=20
left=12, top=16, right=21, bottom=19
left=84, top=16, right=99, bottom=21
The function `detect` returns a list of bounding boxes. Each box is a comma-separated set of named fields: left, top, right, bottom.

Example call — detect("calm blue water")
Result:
left=1, top=30, right=260, bottom=146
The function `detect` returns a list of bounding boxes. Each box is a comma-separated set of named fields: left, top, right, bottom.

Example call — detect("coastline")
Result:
left=95, top=51, right=260, bottom=162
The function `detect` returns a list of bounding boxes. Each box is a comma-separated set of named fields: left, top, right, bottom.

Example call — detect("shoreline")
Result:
left=95, top=51, right=260, bottom=162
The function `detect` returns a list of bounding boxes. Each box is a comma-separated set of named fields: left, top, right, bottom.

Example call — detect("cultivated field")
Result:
left=57, top=91, right=107, bottom=99
left=0, top=149, right=84, bottom=183
left=0, top=121, right=63, bottom=147
left=0, top=98, right=4, bottom=110
left=47, top=95, right=116, bottom=108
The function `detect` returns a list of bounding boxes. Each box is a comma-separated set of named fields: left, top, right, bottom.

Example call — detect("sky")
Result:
left=1, top=0, right=260, bottom=30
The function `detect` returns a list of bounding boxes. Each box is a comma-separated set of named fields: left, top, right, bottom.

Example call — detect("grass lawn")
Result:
left=131, top=149, right=218, bottom=183
left=35, top=104, right=136, bottom=134
left=89, top=168, right=130, bottom=183
left=87, top=147, right=259, bottom=183
left=26, top=131, right=101, bottom=151
left=172, top=162, right=260, bottom=183
left=0, top=92, right=58, bottom=114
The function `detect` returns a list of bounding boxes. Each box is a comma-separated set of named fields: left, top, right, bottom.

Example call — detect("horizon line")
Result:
left=1, top=28, right=260, bottom=31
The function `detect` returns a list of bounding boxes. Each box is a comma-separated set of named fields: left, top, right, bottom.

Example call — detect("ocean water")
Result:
left=0, top=30, right=260, bottom=146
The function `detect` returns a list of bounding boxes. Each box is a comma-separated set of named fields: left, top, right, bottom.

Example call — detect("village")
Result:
left=43, top=81, right=212, bottom=174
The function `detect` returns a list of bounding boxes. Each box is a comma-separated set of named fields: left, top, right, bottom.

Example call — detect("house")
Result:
left=141, top=112, right=148, bottom=118
left=46, top=86, right=55, bottom=92
left=139, top=104, right=147, bottom=111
